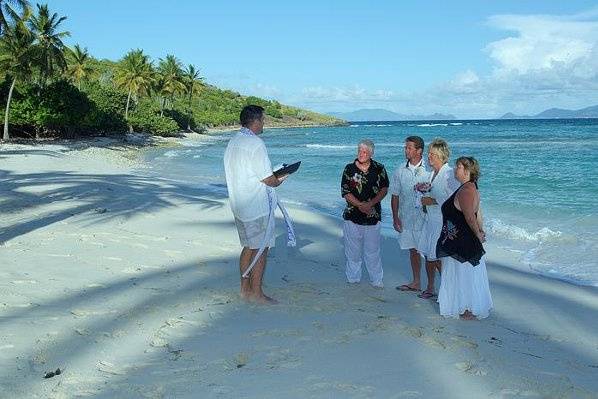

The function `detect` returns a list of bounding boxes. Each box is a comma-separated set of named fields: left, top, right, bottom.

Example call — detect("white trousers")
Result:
left=343, top=220, right=383, bottom=286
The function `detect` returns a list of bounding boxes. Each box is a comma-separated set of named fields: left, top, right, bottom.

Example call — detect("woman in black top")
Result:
left=436, top=157, right=493, bottom=320
left=341, top=139, right=389, bottom=288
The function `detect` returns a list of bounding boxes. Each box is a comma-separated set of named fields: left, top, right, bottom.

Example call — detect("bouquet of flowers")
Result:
left=413, top=182, right=431, bottom=210
left=414, top=182, right=431, bottom=193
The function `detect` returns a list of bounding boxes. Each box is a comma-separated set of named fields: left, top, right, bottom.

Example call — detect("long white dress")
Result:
left=438, top=255, right=493, bottom=319
left=416, top=163, right=457, bottom=260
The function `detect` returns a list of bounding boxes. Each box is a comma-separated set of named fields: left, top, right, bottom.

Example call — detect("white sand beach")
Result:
left=1, top=138, right=597, bottom=399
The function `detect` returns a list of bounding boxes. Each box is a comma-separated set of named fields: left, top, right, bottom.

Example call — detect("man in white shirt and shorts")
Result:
left=390, top=136, right=429, bottom=292
left=224, top=105, right=286, bottom=304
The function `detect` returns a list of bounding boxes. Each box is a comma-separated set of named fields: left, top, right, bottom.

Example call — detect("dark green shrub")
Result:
left=129, top=101, right=179, bottom=136
left=82, top=82, right=127, bottom=132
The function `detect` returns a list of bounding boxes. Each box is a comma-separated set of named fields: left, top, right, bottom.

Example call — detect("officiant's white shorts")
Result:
left=398, top=228, right=421, bottom=250
left=235, top=216, right=275, bottom=249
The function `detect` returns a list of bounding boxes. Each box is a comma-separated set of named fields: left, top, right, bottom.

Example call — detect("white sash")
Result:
left=241, top=187, right=296, bottom=278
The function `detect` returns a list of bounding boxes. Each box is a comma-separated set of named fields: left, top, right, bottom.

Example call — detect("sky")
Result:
left=46, top=0, right=598, bottom=118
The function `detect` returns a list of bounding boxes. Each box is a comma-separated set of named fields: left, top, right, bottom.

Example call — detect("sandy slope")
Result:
left=0, top=139, right=597, bottom=398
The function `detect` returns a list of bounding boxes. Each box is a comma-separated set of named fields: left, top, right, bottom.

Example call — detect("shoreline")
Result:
left=2, top=134, right=594, bottom=290
left=1, top=139, right=597, bottom=398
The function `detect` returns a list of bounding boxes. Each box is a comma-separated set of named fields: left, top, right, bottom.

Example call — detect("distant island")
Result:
left=328, top=108, right=456, bottom=122
left=500, top=105, right=598, bottom=119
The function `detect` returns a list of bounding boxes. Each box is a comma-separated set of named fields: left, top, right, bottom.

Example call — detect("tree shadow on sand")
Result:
left=0, top=169, right=226, bottom=244
left=1, top=208, right=597, bottom=397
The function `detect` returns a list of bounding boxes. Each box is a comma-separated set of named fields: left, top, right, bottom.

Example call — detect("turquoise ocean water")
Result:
left=144, top=119, right=598, bottom=287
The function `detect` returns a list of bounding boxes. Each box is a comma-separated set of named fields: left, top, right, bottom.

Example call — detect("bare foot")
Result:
left=460, top=310, right=476, bottom=320
left=240, top=290, right=252, bottom=302
left=251, top=294, right=279, bottom=305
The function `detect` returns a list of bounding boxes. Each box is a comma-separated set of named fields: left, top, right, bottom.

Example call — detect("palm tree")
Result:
left=28, top=3, right=69, bottom=87
left=157, top=54, right=185, bottom=116
left=0, top=7, right=34, bottom=140
left=114, top=49, right=154, bottom=126
left=0, top=0, right=29, bottom=35
left=66, top=44, right=93, bottom=89
left=182, top=63, right=202, bottom=131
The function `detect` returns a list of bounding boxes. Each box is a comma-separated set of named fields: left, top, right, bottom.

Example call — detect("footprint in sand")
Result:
left=491, top=388, right=542, bottom=398
left=251, top=328, right=303, bottom=338
left=3, top=302, right=36, bottom=309
left=395, top=323, right=449, bottom=349
left=150, top=317, right=203, bottom=349
left=308, top=380, right=375, bottom=396
left=449, top=336, right=479, bottom=350
left=86, top=283, right=106, bottom=288
left=74, top=327, right=90, bottom=336
left=222, top=352, right=249, bottom=371
left=400, top=325, right=424, bottom=339
left=11, top=280, right=38, bottom=285
left=70, top=309, right=118, bottom=318
left=97, top=360, right=129, bottom=376
left=422, top=336, right=446, bottom=349
left=265, top=348, right=302, bottom=369
left=390, top=392, right=423, bottom=398
left=454, top=361, right=487, bottom=376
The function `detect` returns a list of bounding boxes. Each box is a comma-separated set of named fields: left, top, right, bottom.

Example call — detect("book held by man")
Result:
left=273, top=161, right=301, bottom=177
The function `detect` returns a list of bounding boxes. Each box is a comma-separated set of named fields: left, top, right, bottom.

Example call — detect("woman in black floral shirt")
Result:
left=341, top=139, right=389, bottom=288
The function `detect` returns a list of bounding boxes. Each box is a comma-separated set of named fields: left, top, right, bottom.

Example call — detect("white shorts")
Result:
left=397, top=228, right=421, bottom=250
left=234, top=216, right=275, bottom=249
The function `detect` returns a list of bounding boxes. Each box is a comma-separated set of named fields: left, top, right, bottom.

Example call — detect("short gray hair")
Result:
left=358, top=139, right=375, bottom=155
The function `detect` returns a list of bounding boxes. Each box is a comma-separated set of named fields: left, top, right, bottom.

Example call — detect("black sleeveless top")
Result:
left=436, top=184, right=485, bottom=266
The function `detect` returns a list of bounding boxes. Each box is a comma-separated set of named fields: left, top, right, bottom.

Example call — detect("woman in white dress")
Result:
left=416, top=138, right=457, bottom=299
left=436, top=157, right=493, bottom=319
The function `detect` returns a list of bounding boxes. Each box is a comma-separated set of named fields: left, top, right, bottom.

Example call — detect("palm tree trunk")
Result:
left=3, top=78, right=16, bottom=141
left=125, top=88, right=132, bottom=120
left=125, top=89, right=133, bottom=133
left=187, top=92, right=192, bottom=131
left=160, top=97, right=165, bottom=117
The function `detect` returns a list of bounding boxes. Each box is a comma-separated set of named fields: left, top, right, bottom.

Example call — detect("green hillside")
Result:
left=0, top=3, right=344, bottom=140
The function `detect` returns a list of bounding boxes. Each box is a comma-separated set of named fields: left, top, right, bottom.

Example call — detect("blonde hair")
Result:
left=456, top=156, right=481, bottom=183
left=429, top=138, right=450, bottom=163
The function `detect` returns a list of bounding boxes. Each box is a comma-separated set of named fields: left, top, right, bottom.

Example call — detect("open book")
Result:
left=273, top=161, right=301, bottom=178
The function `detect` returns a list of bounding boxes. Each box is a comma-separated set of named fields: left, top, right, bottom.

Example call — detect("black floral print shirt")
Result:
left=341, top=159, right=389, bottom=225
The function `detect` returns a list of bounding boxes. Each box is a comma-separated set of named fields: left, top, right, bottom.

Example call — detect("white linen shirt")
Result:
left=426, top=163, right=460, bottom=220
left=224, top=129, right=273, bottom=222
left=390, top=160, right=430, bottom=231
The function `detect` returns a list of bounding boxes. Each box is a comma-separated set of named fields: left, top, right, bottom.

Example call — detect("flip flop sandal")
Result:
left=397, top=284, right=420, bottom=292
left=417, top=291, right=437, bottom=299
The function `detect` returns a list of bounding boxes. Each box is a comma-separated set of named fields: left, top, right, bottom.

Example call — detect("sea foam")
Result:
left=487, top=219, right=563, bottom=242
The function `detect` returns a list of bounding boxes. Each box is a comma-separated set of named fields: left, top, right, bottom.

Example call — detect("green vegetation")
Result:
left=0, top=2, right=344, bottom=140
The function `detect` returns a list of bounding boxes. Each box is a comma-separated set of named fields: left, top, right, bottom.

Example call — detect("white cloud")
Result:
left=301, top=85, right=394, bottom=102
left=291, top=8, right=598, bottom=118
left=486, top=13, right=598, bottom=77
left=445, top=70, right=481, bottom=94
left=244, top=83, right=283, bottom=99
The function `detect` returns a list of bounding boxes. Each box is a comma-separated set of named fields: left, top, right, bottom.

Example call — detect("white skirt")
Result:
left=438, top=255, right=493, bottom=319
left=416, top=211, right=442, bottom=260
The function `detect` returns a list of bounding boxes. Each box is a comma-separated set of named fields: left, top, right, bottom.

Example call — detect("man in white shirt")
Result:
left=390, top=136, right=429, bottom=292
left=224, top=105, right=286, bottom=304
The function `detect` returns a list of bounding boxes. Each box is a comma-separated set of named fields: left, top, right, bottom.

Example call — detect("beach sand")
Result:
left=1, top=138, right=597, bottom=398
